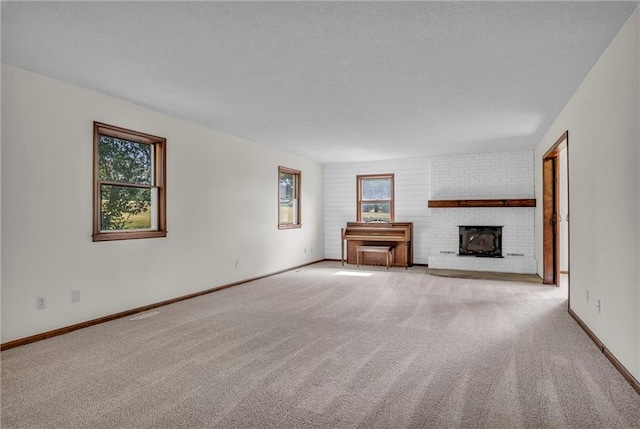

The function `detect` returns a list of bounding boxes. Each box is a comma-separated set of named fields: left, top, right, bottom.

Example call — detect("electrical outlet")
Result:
left=586, top=290, right=589, bottom=303
left=235, top=261, right=239, bottom=269
left=37, top=297, right=46, bottom=310
left=310, top=247, right=313, bottom=253
left=597, top=299, right=601, bottom=314
left=304, top=248, right=307, bottom=254
left=72, top=290, right=80, bottom=303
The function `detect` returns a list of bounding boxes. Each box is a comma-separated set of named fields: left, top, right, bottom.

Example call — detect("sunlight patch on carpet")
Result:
left=333, top=271, right=373, bottom=277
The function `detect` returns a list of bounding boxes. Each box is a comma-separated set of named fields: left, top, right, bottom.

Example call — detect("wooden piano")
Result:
left=341, top=222, right=413, bottom=268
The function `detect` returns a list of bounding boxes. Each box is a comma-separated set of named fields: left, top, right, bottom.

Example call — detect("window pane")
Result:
left=100, top=184, right=152, bottom=231
left=98, top=135, right=152, bottom=185
left=362, top=178, right=391, bottom=200
left=279, top=198, right=297, bottom=224
left=279, top=173, right=295, bottom=199
left=278, top=167, right=301, bottom=228
left=361, top=202, right=391, bottom=222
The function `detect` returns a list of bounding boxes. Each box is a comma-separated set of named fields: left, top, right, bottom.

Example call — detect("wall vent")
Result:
left=440, top=251, right=456, bottom=254
left=507, top=253, right=525, bottom=257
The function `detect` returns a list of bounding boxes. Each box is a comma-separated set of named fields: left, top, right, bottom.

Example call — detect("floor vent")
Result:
left=440, top=251, right=456, bottom=254
left=129, top=311, right=159, bottom=321
left=507, top=253, right=525, bottom=257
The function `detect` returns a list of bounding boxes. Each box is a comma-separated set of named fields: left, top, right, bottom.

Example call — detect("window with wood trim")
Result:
left=93, top=122, right=167, bottom=241
left=278, top=166, right=301, bottom=229
left=357, top=174, right=394, bottom=222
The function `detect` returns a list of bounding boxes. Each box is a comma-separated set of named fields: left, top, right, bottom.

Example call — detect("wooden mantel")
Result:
left=428, top=199, right=536, bottom=208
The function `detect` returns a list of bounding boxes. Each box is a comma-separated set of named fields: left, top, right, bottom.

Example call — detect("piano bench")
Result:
left=356, top=245, right=394, bottom=270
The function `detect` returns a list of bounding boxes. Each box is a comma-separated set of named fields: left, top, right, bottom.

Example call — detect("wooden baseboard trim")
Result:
left=1, top=259, right=324, bottom=351
left=568, top=308, right=640, bottom=395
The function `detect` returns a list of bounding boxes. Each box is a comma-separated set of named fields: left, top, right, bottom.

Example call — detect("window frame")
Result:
left=357, top=173, right=395, bottom=223
left=93, top=122, right=167, bottom=242
left=278, top=166, right=302, bottom=229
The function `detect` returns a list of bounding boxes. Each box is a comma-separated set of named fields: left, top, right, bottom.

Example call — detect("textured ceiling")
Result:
left=2, top=1, right=638, bottom=163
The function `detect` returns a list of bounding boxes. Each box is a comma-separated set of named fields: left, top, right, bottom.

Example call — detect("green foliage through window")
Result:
left=98, top=136, right=155, bottom=231
left=93, top=122, right=166, bottom=241
left=100, top=185, right=152, bottom=230
left=98, top=136, right=152, bottom=185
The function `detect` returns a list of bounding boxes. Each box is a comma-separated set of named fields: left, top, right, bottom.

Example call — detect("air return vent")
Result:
left=129, top=311, right=159, bottom=321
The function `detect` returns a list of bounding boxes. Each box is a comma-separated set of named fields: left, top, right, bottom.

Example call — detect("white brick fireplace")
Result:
left=427, top=151, right=537, bottom=274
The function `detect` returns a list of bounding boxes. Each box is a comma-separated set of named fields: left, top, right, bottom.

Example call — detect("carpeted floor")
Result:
left=2, top=261, right=639, bottom=428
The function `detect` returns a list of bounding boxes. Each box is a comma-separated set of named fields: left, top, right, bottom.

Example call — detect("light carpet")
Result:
left=2, top=261, right=639, bottom=428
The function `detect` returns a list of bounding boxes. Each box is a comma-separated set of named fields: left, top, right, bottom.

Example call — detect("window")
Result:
left=93, top=122, right=167, bottom=241
left=357, top=174, right=394, bottom=222
left=278, top=166, right=301, bottom=229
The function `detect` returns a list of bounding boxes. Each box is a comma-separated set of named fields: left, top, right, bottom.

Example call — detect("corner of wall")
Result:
left=636, top=3, right=640, bottom=387
left=0, top=63, right=3, bottom=334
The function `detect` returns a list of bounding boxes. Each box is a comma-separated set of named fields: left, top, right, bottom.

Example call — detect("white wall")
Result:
left=1, top=64, right=324, bottom=343
left=534, top=8, right=640, bottom=380
left=428, top=151, right=536, bottom=273
left=0, top=65, right=3, bottom=338
left=324, top=158, right=431, bottom=264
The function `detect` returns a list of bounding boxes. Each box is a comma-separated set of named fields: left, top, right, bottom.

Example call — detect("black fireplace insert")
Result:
left=459, top=226, right=503, bottom=257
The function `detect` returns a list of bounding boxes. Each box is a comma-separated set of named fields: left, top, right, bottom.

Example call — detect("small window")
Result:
left=93, top=122, right=167, bottom=241
left=279, top=166, right=301, bottom=229
left=357, top=174, right=394, bottom=222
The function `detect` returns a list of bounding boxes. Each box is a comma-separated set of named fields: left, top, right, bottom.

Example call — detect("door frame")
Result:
left=542, top=131, right=569, bottom=288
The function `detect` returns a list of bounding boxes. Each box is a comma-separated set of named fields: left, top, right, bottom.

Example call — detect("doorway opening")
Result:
left=542, top=131, right=569, bottom=293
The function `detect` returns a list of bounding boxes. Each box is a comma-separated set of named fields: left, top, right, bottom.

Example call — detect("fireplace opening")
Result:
left=459, top=226, right=503, bottom=257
